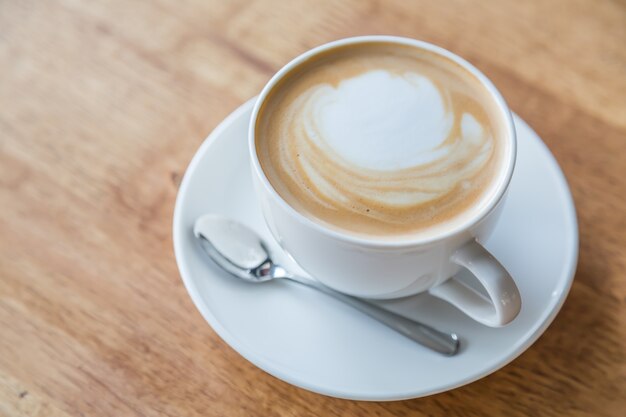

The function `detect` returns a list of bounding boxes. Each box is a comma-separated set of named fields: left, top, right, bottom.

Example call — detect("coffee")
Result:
left=255, top=42, right=507, bottom=238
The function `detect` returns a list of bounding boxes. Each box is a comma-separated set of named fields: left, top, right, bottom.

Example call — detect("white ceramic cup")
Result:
left=249, top=36, right=521, bottom=327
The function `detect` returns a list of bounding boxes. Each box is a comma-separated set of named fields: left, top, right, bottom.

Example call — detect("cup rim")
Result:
left=249, top=35, right=517, bottom=248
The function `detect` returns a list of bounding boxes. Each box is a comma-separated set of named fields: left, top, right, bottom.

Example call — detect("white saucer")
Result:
left=173, top=98, right=578, bottom=401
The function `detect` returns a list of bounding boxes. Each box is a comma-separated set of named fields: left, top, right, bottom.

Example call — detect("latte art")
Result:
left=256, top=43, right=506, bottom=237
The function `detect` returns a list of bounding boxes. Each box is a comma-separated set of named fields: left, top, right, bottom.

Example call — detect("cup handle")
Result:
left=428, top=240, right=521, bottom=327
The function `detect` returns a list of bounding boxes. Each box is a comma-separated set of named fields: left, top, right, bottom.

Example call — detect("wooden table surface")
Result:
left=1, top=0, right=625, bottom=415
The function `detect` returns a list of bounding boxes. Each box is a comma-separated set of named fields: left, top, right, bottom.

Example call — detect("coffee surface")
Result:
left=256, top=42, right=506, bottom=238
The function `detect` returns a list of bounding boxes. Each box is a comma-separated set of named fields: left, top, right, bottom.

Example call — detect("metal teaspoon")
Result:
left=193, top=214, right=459, bottom=356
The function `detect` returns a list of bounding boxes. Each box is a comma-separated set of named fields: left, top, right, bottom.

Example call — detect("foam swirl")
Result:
left=257, top=45, right=501, bottom=237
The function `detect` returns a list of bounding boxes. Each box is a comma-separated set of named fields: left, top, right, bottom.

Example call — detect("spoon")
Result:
left=193, top=214, right=459, bottom=356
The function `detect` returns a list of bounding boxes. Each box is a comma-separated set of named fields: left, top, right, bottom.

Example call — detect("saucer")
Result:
left=173, top=98, right=578, bottom=401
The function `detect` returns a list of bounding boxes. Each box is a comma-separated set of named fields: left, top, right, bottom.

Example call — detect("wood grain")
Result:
left=1, top=0, right=625, bottom=416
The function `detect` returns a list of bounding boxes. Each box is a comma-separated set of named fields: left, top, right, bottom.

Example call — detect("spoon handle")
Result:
left=288, top=275, right=459, bottom=356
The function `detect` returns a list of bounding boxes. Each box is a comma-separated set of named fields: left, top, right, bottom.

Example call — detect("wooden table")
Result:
left=1, top=0, right=625, bottom=415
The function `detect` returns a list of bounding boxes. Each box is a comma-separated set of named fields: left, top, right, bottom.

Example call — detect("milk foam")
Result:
left=287, top=69, right=493, bottom=208
left=312, top=70, right=453, bottom=170
left=256, top=44, right=502, bottom=237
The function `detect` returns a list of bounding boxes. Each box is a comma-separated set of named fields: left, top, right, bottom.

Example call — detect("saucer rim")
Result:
left=173, top=98, right=578, bottom=401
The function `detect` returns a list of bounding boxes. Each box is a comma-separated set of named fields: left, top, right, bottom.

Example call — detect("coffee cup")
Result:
left=248, top=36, right=520, bottom=327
